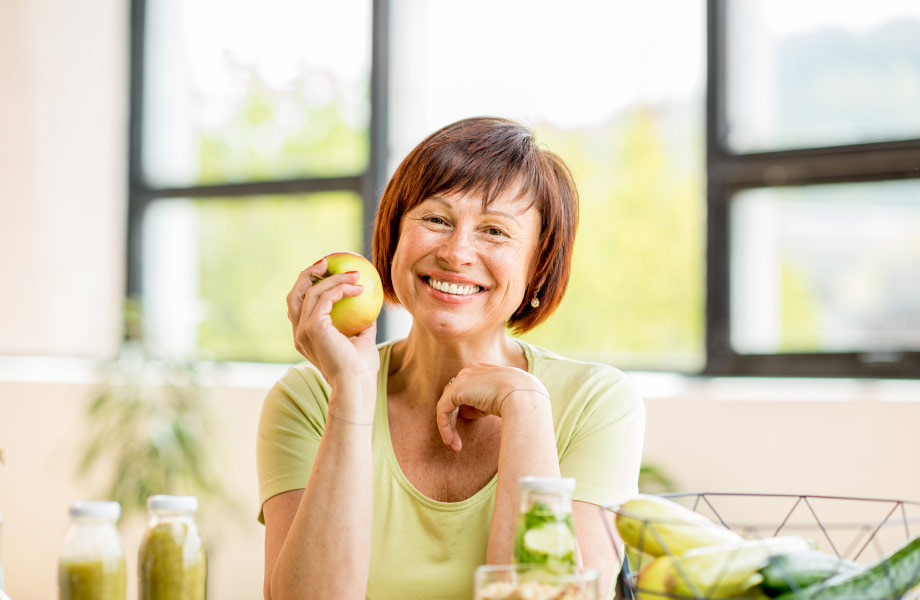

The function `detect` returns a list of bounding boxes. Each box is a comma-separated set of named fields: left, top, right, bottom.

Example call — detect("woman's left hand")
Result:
left=435, top=364, right=550, bottom=452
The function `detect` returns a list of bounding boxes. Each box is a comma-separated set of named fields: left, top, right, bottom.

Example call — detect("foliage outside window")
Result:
left=133, top=0, right=708, bottom=373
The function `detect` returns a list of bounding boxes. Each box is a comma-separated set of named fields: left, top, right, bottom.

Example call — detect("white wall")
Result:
left=0, top=0, right=126, bottom=358
left=0, top=376, right=267, bottom=600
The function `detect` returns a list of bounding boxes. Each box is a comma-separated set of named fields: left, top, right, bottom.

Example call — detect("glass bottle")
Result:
left=58, top=501, right=126, bottom=600
left=513, top=476, right=578, bottom=573
left=138, top=495, right=207, bottom=600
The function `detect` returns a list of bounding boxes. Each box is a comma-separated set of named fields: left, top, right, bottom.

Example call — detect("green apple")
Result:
left=320, top=251, right=384, bottom=337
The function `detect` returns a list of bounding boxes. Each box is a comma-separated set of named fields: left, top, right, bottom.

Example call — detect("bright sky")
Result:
left=760, top=0, right=920, bottom=35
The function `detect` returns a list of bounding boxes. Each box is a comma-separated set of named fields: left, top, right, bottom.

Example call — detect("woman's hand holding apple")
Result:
left=286, top=257, right=381, bottom=402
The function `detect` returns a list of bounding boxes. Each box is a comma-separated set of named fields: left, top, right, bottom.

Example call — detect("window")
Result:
left=128, top=0, right=388, bottom=363
left=132, top=0, right=708, bottom=371
left=131, top=1, right=920, bottom=377
left=707, top=0, right=920, bottom=377
left=389, top=0, right=707, bottom=372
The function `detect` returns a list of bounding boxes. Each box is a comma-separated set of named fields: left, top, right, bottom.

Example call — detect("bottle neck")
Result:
left=70, top=516, right=119, bottom=528
left=520, top=490, right=573, bottom=515
left=148, top=509, right=197, bottom=525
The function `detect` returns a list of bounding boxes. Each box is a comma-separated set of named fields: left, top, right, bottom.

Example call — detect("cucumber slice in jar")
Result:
left=523, top=522, right=576, bottom=558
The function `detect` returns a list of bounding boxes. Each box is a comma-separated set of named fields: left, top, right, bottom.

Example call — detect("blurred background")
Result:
left=1, top=0, right=919, bottom=598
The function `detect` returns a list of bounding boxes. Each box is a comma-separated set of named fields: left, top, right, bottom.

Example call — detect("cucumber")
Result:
left=774, top=535, right=920, bottom=600
left=759, top=551, right=862, bottom=597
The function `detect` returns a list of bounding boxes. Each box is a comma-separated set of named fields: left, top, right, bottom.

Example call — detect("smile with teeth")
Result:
left=426, top=277, right=482, bottom=296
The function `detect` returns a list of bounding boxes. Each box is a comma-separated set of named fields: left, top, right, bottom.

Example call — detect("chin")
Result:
left=414, top=309, right=501, bottom=341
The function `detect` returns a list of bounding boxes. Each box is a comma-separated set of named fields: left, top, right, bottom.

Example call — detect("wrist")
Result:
left=497, top=387, right=551, bottom=417
left=329, top=372, right=377, bottom=395
left=329, top=377, right=377, bottom=422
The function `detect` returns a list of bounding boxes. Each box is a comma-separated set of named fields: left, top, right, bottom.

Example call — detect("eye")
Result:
left=486, top=226, right=507, bottom=237
left=422, top=215, right=448, bottom=226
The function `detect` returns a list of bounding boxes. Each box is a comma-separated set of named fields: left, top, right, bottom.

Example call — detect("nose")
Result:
left=435, top=227, right=476, bottom=269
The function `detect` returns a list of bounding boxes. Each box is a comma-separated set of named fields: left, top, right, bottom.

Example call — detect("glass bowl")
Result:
left=474, top=564, right=599, bottom=600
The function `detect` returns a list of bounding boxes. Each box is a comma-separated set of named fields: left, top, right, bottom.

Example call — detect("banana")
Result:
left=636, top=536, right=813, bottom=600
left=634, top=554, right=676, bottom=600
left=616, top=495, right=743, bottom=556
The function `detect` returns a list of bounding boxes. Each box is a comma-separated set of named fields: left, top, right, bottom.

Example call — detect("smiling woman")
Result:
left=256, top=117, right=645, bottom=600
left=375, top=118, right=579, bottom=334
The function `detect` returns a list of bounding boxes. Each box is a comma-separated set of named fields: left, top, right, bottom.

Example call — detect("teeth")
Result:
left=427, top=277, right=481, bottom=296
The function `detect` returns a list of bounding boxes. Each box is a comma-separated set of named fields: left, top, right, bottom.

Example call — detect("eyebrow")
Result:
left=426, top=196, right=523, bottom=224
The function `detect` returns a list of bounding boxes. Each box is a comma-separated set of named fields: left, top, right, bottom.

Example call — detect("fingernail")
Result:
left=345, top=270, right=360, bottom=275
left=312, top=258, right=324, bottom=266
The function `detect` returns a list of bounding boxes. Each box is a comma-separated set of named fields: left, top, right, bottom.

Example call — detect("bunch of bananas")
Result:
left=615, top=495, right=813, bottom=600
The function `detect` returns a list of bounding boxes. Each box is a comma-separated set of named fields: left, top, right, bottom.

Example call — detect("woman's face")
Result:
left=391, top=187, right=542, bottom=339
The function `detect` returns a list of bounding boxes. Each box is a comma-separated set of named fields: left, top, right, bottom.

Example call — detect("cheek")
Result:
left=390, top=236, right=421, bottom=297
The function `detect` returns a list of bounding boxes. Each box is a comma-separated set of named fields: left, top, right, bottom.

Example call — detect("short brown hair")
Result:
left=372, top=116, right=579, bottom=334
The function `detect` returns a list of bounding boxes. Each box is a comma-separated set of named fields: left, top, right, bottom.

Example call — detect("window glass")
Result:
left=725, top=0, right=920, bottom=152
left=390, top=0, right=706, bottom=371
left=730, top=181, right=920, bottom=354
left=143, top=193, right=363, bottom=363
left=142, top=0, right=371, bottom=187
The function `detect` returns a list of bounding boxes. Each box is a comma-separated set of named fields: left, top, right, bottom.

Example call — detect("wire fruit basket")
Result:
left=601, top=493, right=920, bottom=600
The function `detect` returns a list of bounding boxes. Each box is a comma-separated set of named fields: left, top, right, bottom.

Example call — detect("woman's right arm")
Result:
left=263, top=381, right=375, bottom=600
left=262, top=260, right=380, bottom=600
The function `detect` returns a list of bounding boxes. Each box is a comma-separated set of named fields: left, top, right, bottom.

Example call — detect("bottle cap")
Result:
left=517, top=476, right=576, bottom=493
left=69, top=500, right=121, bottom=521
left=147, top=495, right=199, bottom=512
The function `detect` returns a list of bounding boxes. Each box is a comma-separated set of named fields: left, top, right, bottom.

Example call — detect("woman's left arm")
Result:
left=486, top=387, right=561, bottom=564
left=573, top=501, right=621, bottom=599
left=436, top=365, right=632, bottom=598
left=435, top=368, right=561, bottom=563
left=485, top=395, right=622, bottom=599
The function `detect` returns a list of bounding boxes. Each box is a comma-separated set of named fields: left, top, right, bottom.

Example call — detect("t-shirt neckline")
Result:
left=375, top=338, right=534, bottom=511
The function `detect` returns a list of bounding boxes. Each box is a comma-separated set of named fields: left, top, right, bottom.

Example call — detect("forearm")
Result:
left=486, top=392, right=561, bottom=564
left=270, top=386, right=375, bottom=600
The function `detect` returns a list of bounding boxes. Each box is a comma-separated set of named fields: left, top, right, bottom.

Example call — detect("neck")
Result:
left=388, top=325, right=525, bottom=408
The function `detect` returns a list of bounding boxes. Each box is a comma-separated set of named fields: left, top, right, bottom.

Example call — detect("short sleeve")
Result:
left=255, top=362, right=331, bottom=522
left=558, top=367, right=645, bottom=508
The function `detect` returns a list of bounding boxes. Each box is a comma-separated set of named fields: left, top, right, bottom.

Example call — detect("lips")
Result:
left=425, top=277, right=483, bottom=296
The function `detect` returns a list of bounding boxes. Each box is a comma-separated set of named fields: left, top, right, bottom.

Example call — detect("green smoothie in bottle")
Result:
left=138, top=495, right=206, bottom=600
left=58, top=501, right=126, bottom=600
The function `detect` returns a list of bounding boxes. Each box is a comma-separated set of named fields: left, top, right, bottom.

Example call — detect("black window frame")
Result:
left=127, top=0, right=920, bottom=377
left=705, top=0, right=920, bottom=378
left=126, top=0, right=391, bottom=344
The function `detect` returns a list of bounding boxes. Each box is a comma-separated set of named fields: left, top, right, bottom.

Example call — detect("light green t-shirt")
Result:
left=256, top=339, right=645, bottom=600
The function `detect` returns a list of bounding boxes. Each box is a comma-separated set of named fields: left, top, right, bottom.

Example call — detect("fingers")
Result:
left=289, top=267, right=360, bottom=328
left=436, top=393, right=462, bottom=453
left=300, top=276, right=363, bottom=330
left=458, top=405, right=488, bottom=420
left=353, top=320, right=378, bottom=346
left=287, top=262, right=365, bottom=359
left=286, top=259, right=328, bottom=324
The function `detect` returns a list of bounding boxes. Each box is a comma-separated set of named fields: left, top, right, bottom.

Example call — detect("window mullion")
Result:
left=714, top=142, right=920, bottom=189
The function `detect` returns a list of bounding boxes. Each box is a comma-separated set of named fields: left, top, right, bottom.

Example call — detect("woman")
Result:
left=257, top=117, right=645, bottom=600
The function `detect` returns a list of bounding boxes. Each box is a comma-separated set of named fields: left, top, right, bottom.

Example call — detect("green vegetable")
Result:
left=774, top=536, right=920, bottom=600
left=759, top=551, right=862, bottom=597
